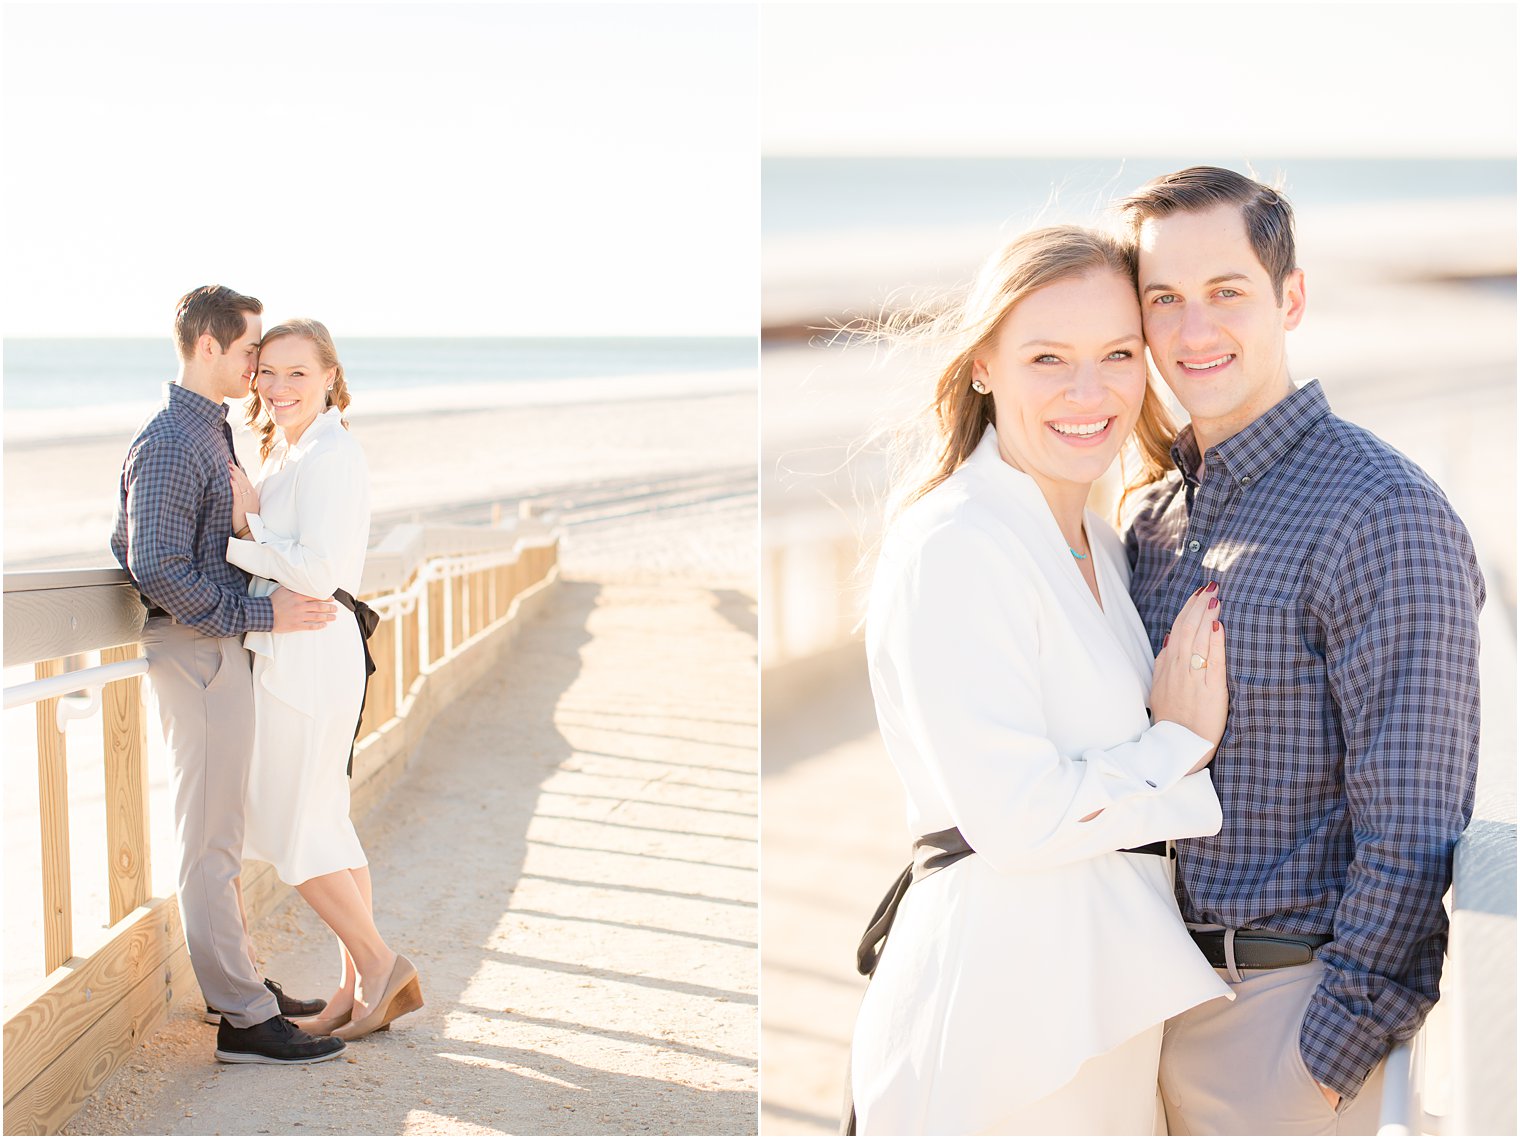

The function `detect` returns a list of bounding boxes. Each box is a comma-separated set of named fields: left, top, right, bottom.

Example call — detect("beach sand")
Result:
left=3, top=370, right=755, bottom=580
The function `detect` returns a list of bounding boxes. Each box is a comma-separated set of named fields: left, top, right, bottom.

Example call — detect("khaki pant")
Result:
left=141, top=618, right=278, bottom=1029
left=1159, top=959, right=1386, bottom=1135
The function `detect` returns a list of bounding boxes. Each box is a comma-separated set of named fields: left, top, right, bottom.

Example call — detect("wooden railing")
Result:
left=2, top=518, right=559, bottom=1135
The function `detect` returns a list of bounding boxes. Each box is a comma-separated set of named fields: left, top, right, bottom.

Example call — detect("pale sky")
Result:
left=2, top=2, right=758, bottom=338
left=762, top=2, right=1517, bottom=157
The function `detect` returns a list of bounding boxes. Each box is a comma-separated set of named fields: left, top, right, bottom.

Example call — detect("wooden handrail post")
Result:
left=33, top=658, right=74, bottom=973
left=428, top=579, right=446, bottom=666
left=450, top=573, right=465, bottom=650
left=99, top=644, right=150, bottom=925
left=402, top=598, right=420, bottom=694
left=356, top=617, right=398, bottom=741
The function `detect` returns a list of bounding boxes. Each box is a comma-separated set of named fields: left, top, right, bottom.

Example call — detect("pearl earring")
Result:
left=971, top=379, right=989, bottom=395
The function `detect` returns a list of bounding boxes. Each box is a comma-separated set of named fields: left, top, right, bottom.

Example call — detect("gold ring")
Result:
left=1190, top=653, right=1208, bottom=671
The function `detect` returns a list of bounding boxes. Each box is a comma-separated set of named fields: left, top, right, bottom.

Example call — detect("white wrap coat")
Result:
left=226, top=408, right=371, bottom=885
left=850, top=427, right=1231, bottom=1134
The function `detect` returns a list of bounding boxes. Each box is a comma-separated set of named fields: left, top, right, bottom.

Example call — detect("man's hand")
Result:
left=271, top=586, right=337, bottom=633
left=1318, top=1083, right=1340, bottom=1111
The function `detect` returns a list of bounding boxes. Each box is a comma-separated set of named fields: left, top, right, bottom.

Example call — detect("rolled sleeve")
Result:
left=1300, top=484, right=1483, bottom=1097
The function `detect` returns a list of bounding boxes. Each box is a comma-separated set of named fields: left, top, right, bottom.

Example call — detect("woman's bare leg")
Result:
left=296, top=866, right=396, bottom=1021
left=322, top=867, right=375, bottom=1017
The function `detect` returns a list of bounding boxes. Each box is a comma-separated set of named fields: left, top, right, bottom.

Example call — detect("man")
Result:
left=1120, top=169, right=1483, bottom=1134
left=112, top=285, right=346, bottom=1065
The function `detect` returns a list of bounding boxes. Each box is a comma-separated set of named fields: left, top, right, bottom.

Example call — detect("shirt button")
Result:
left=1188, top=540, right=1202, bottom=552
left=1240, top=476, right=1252, bottom=486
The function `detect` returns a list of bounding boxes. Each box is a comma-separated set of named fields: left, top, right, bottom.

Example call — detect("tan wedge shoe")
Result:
left=333, top=955, right=423, bottom=1041
left=292, top=1006, right=352, bottom=1036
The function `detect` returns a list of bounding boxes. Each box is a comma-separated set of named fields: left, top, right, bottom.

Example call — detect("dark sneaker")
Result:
left=214, top=1015, right=346, bottom=1065
left=205, top=978, right=327, bottom=1025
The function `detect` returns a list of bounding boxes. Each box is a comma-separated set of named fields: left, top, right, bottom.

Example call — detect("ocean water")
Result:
left=2, top=336, right=756, bottom=414
left=763, top=156, right=1517, bottom=235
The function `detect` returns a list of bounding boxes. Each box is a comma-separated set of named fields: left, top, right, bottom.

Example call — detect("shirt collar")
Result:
left=277, top=406, right=345, bottom=463
left=165, top=381, right=232, bottom=424
left=1169, top=380, right=1332, bottom=488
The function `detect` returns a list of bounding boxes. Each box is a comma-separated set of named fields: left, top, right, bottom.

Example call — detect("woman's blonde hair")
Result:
left=247, top=318, right=352, bottom=461
left=879, top=224, right=1176, bottom=520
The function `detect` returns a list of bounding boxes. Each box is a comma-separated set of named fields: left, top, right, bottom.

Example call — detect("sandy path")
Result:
left=62, top=573, right=758, bottom=1136
left=758, top=652, right=898, bottom=1137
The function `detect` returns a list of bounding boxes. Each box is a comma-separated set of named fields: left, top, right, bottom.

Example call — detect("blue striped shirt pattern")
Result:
left=1125, top=381, right=1484, bottom=1098
left=111, top=383, right=274, bottom=638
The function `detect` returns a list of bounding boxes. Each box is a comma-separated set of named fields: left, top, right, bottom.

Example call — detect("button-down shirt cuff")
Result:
left=1300, top=990, right=1399, bottom=1100
left=245, top=594, right=275, bottom=633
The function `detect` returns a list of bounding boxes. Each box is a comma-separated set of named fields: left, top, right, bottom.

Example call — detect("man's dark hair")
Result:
left=1118, top=167, right=1297, bottom=302
left=174, top=284, right=262, bottom=362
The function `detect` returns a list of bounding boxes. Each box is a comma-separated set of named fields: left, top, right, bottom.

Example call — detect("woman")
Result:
left=225, top=318, right=422, bottom=1042
left=848, top=227, right=1232, bottom=1134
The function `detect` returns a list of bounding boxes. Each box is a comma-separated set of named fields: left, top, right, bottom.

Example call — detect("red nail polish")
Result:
left=1163, top=634, right=1170, bottom=647
left=1205, top=581, right=1218, bottom=593
left=1212, top=620, right=1220, bottom=632
left=1208, top=597, right=1219, bottom=609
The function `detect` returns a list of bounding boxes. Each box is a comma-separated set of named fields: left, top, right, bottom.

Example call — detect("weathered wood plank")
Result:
left=34, top=659, right=72, bottom=973
left=5, top=584, right=145, bottom=668
left=100, top=645, right=150, bottom=925
left=3, top=568, right=132, bottom=593
left=3, top=899, right=184, bottom=1105
left=3, top=939, right=192, bottom=1136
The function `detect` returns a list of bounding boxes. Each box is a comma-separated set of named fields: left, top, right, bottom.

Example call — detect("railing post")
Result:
left=402, top=595, right=421, bottom=694
left=451, top=572, right=465, bottom=650
left=428, top=578, right=446, bottom=666
left=357, top=617, right=398, bottom=741
left=99, top=644, right=150, bottom=925
left=33, top=658, right=74, bottom=973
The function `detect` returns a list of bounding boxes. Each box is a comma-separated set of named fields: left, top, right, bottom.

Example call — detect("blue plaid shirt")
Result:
left=111, top=383, right=274, bottom=638
left=1125, top=381, right=1483, bottom=1099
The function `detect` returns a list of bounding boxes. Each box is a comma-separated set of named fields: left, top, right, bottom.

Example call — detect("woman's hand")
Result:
left=228, top=460, right=259, bottom=535
left=1150, top=582, right=1228, bottom=774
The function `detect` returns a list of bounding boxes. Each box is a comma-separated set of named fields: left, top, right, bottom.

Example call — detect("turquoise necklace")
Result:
left=1069, top=546, right=1087, bottom=560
